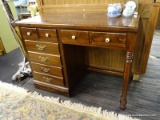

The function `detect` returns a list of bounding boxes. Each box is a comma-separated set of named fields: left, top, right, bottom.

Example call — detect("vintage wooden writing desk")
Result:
left=16, top=11, right=140, bottom=109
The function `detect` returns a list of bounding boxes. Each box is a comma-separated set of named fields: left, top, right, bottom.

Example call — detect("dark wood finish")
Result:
left=37, top=28, right=58, bottom=42
left=17, top=13, right=139, bottom=32
left=30, top=62, right=63, bottom=77
left=87, top=66, right=123, bottom=76
left=120, top=33, right=137, bottom=109
left=19, top=23, right=68, bottom=95
left=25, top=40, right=60, bottom=55
left=28, top=51, right=61, bottom=67
left=131, top=18, right=144, bottom=78
left=91, top=32, right=127, bottom=48
left=34, top=1, right=160, bottom=81
left=1, top=31, right=160, bottom=120
left=61, top=30, right=89, bottom=45
left=36, top=0, right=154, bottom=16
left=139, top=5, right=160, bottom=73
left=34, top=80, right=69, bottom=96
left=16, top=6, right=140, bottom=109
left=21, top=27, right=38, bottom=40
left=33, top=71, right=64, bottom=86
left=59, top=44, right=86, bottom=93
left=17, top=13, right=143, bottom=80
left=85, top=48, right=125, bottom=73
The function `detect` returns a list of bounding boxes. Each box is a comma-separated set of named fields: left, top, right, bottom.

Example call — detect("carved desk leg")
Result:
left=120, top=51, right=134, bottom=110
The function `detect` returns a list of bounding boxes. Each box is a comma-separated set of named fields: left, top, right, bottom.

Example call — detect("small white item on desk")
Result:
left=107, top=3, right=122, bottom=18
left=122, top=1, right=136, bottom=17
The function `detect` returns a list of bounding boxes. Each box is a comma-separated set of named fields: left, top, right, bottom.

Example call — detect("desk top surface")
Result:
left=16, top=12, right=140, bottom=32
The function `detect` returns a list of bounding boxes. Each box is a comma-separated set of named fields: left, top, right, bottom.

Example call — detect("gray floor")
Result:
left=0, top=31, right=160, bottom=120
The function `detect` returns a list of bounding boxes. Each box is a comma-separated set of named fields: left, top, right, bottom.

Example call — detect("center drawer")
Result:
left=25, top=40, right=60, bottom=55
left=60, top=30, right=89, bottom=45
left=28, top=52, right=61, bottom=67
left=91, top=32, right=127, bottom=48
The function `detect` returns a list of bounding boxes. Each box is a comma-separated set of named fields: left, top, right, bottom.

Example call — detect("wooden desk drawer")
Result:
left=37, top=29, right=58, bottom=42
left=28, top=52, right=61, bottom=66
left=21, top=27, right=38, bottom=40
left=91, top=32, right=127, bottom=48
left=61, top=30, right=89, bottom=45
left=30, top=62, right=63, bottom=77
left=25, top=40, right=60, bottom=55
left=33, top=72, right=64, bottom=86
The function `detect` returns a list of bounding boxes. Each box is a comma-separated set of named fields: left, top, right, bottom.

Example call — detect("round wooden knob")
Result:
left=105, top=38, right=110, bottom=43
left=45, top=33, right=49, bottom=37
left=27, top=32, right=31, bottom=36
left=72, top=35, right=76, bottom=40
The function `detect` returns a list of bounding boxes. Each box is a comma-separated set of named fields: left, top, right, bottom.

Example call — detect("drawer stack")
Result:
left=20, top=27, right=66, bottom=94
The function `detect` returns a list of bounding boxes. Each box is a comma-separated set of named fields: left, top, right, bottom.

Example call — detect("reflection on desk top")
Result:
left=16, top=13, right=140, bottom=32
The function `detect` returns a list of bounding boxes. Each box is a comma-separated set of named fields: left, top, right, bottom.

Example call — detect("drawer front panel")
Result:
left=28, top=52, right=61, bottom=66
left=30, top=62, right=63, bottom=77
left=61, top=30, right=89, bottom=45
left=37, top=29, right=58, bottom=42
left=91, top=32, right=127, bottom=48
left=21, top=27, right=38, bottom=40
left=25, top=40, right=60, bottom=55
left=33, top=72, right=64, bottom=86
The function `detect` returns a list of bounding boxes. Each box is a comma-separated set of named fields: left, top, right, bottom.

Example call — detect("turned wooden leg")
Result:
left=120, top=51, right=134, bottom=110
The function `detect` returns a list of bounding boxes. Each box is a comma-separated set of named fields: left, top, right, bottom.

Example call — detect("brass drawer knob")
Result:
left=45, top=33, right=49, bottom=37
left=27, top=32, right=31, bottom=36
left=105, top=38, right=110, bottom=43
left=36, top=45, right=46, bottom=50
left=41, top=67, right=50, bottom=73
left=43, top=77, right=53, bottom=82
left=39, top=56, right=48, bottom=62
left=71, top=35, right=76, bottom=40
